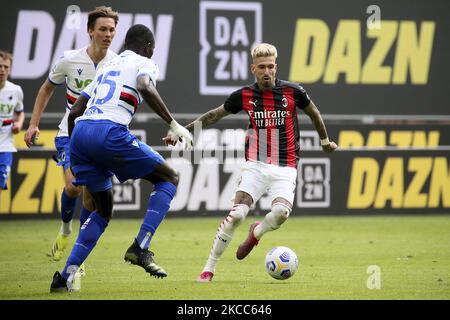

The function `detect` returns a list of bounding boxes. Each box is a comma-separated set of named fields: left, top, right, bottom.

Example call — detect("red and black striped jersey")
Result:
left=224, top=79, right=311, bottom=168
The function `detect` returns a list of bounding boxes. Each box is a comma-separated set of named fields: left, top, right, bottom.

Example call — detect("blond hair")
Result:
left=251, top=43, right=278, bottom=60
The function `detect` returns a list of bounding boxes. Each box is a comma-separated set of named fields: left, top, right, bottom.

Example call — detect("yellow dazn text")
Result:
left=289, top=19, right=435, bottom=84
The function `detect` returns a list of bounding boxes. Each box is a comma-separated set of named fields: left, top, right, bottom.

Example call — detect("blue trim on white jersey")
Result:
left=81, top=91, right=91, bottom=99
left=123, top=84, right=139, bottom=96
left=118, top=104, right=134, bottom=116
left=67, top=85, right=81, bottom=95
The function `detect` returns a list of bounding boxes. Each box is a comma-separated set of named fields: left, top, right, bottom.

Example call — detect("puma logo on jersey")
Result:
left=249, top=100, right=257, bottom=107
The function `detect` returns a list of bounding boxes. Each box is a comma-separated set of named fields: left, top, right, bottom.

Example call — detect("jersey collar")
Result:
left=120, top=50, right=137, bottom=57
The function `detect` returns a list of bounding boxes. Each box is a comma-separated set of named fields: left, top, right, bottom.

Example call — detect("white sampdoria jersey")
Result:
left=48, top=46, right=117, bottom=137
left=0, top=81, right=24, bottom=152
left=78, top=50, right=159, bottom=126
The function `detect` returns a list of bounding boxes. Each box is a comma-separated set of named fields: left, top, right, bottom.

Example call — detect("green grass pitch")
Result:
left=0, top=215, right=449, bottom=299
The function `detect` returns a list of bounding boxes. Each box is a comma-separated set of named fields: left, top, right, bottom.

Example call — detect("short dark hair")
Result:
left=124, top=24, right=155, bottom=49
left=87, top=6, right=119, bottom=31
left=0, top=50, right=13, bottom=64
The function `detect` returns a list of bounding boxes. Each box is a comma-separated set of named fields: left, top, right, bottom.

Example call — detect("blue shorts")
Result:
left=70, top=120, right=164, bottom=193
left=0, top=152, right=13, bottom=190
left=54, top=136, right=72, bottom=171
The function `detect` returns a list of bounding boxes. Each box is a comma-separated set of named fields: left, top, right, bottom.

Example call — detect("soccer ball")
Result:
left=265, top=246, right=299, bottom=280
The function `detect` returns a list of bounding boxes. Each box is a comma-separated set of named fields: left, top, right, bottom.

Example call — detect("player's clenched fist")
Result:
left=24, top=126, right=39, bottom=147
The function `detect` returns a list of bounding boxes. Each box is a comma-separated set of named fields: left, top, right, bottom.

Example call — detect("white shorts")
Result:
left=236, top=161, right=297, bottom=206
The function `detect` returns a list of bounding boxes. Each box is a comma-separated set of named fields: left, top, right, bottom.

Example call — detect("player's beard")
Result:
left=260, top=76, right=274, bottom=89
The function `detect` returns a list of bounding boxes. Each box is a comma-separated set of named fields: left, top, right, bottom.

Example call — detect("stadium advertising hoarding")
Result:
left=0, top=0, right=448, bottom=115
left=1, top=120, right=449, bottom=217
left=1, top=0, right=448, bottom=217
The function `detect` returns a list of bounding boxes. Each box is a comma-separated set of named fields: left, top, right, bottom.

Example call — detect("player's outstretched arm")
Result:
left=185, top=105, right=230, bottom=132
left=303, top=101, right=337, bottom=153
left=68, top=95, right=89, bottom=137
left=137, top=74, right=193, bottom=148
left=162, top=105, right=231, bottom=146
left=24, top=80, right=56, bottom=147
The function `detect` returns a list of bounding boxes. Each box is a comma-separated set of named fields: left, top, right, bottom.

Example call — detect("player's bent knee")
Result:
left=91, top=189, right=114, bottom=222
left=82, top=194, right=95, bottom=211
left=168, top=171, right=179, bottom=187
left=65, top=183, right=82, bottom=197
left=271, top=203, right=291, bottom=225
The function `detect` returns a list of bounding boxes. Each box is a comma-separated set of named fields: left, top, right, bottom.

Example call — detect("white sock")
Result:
left=202, top=204, right=249, bottom=273
left=203, top=230, right=233, bottom=273
left=254, top=213, right=278, bottom=240
left=254, top=203, right=290, bottom=240
left=60, top=221, right=72, bottom=236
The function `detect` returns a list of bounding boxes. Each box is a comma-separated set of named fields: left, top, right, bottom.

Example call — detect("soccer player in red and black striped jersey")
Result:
left=165, top=43, right=337, bottom=282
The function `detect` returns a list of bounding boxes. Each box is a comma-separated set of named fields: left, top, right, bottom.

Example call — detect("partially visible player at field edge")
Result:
left=164, top=43, right=337, bottom=282
left=23, top=6, right=119, bottom=265
left=50, top=24, right=193, bottom=292
left=0, top=51, right=24, bottom=196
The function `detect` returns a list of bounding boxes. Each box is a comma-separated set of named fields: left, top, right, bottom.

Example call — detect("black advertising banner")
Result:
left=1, top=120, right=449, bottom=217
left=2, top=148, right=449, bottom=217
left=0, top=0, right=449, bottom=115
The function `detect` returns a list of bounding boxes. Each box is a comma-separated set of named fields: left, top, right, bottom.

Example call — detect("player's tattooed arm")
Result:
left=68, top=95, right=89, bottom=137
left=185, top=105, right=231, bottom=132
left=303, top=101, right=338, bottom=152
left=162, top=105, right=229, bottom=146
left=303, top=101, right=328, bottom=138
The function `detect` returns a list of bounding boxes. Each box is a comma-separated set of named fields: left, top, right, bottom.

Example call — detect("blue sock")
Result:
left=61, top=211, right=108, bottom=280
left=79, top=206, right=92, bottom=227
left=61, top=189, right=78, bottom=223
left=135, top=182, right=177, bottom=250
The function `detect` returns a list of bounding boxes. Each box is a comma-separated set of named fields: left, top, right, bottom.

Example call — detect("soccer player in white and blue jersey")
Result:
left=0, top=51, right=24, bottom=193
left=24, top=7, right=119, bottom=264
left=50, top=24, right=193, bottom=292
